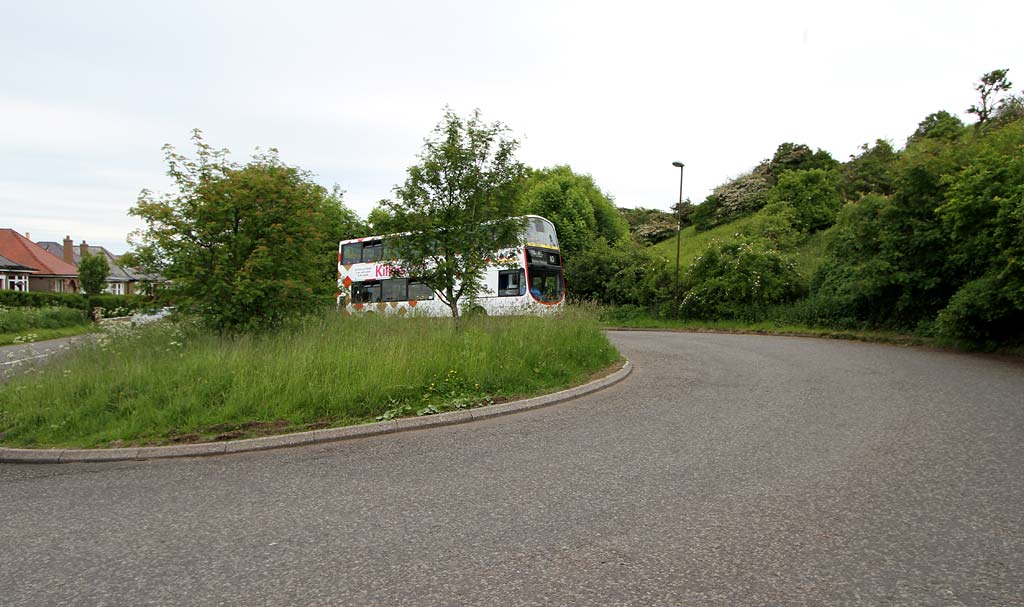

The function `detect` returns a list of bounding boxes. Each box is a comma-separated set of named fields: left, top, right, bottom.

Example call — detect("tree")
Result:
left=78, top=250, right=110, bottom=296
left=379, top=109, right=526, bottom=328
left=518, top=165, right=628, bottom=259
left=130, top=130, right=360, bottom=332
left=968, top=69, right=1013, bottom=126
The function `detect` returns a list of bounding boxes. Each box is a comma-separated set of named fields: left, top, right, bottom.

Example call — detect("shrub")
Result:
left=680, top=239, right=806, bottom=320
left=937, top=274, right=1024, bottom=345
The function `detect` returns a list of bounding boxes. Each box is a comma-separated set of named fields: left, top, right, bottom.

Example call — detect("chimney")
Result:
left=63, top=236, right=73, bottom=264
left=25, top=232, right=30, bottom=240
left=80, top=241, right=89, bottom=262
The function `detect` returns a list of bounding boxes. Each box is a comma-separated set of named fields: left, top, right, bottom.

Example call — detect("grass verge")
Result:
left=0, top=324, right=99, bottom=346
left=0, top=309, right=619, bottom=448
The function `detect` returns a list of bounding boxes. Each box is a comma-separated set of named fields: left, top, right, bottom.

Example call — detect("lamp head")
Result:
left=672, top=161, right=685, bottom=168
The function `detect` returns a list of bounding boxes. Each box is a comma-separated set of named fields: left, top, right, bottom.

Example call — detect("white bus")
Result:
left=337, top=215, right=565, bottom=316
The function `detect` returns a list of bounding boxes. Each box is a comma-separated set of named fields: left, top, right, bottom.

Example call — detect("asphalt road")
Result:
left=2, top=331, right=1023, bottom=606
left=0, top=334, right=89, bottom=382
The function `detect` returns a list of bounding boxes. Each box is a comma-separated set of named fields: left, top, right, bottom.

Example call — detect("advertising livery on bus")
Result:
left=337, top=215, right=564, bottom=316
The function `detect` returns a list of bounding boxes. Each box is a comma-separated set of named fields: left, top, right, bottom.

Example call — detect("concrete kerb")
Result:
left=0, top=359, right=632, bottom=464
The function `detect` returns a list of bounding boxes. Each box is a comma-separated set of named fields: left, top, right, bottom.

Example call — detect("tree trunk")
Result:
left=447, top=290, right=461, bottom=332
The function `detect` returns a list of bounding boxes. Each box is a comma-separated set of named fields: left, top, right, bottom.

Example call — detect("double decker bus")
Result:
left=337, top=215, right=565, bottom=316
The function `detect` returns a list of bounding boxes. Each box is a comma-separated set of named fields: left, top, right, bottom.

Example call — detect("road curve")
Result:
left=2, top=331, right=1022, bottom=606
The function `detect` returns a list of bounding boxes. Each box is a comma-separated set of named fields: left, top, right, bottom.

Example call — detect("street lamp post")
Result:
left=672, top=161, right=685, bottom=314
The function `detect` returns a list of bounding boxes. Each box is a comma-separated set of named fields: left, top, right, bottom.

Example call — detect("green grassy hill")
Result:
left=647, top=216, right=833, bottom=281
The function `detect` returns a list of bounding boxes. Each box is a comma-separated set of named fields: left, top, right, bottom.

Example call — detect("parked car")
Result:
left=131, top=307, right=175, bottom=326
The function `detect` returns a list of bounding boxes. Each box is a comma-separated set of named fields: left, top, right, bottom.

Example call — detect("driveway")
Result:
left=1, top=332, right=1022, bottom=605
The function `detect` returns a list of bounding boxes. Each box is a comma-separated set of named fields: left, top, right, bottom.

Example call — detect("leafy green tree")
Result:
left=767, top=168, right=842, bottom=232
left=379, top=109, right=526, bottom=327
left=518, top=165, right=628, bottom=259
left=78, top=250, right=110, bottom=296
left=968, top=69, right=1013, bottom=126
left=908, top=110, right=966, bottom=143
left=130, top=130, right=360, bottom=332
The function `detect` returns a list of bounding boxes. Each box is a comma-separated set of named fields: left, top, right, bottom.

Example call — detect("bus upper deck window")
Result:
left=342, top=243, right=362, bottom=265
left=362, top=243, right=383, bottom=263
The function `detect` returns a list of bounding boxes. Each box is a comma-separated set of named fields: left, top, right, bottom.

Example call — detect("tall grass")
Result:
left=648, top=220, right=834, bottom=281
left=0, top=309, right=619, bottom=448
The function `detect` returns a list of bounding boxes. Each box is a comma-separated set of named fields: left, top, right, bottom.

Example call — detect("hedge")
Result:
left=0, top=291, right=152, bottom=315
left=0, top=290, right=87, bottom=309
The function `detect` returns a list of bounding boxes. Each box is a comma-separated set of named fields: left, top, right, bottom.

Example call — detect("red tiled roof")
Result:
left=0, top=229, right=79, bottom=277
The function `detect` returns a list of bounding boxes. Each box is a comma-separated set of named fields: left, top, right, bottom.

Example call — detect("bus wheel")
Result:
left=464, top=304, right=487, bottom=318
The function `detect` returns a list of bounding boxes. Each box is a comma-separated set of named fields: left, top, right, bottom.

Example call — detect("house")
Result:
left=0, top=254, right=35, bottom=291
left=0, top=229, right=79, bottom=293
left=37, top=237, right=138, bottom=295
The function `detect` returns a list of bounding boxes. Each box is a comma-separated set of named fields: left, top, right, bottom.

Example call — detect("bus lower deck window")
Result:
left=382, top=279, right=408, bottom=302
left=351, top=282, right=381, bottom=303
left=408, top=281, right=434, bottom=301
left=498, top=269, right=525, bottom=297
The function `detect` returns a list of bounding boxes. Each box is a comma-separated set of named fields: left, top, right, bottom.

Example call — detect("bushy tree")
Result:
left=379, top=109, right=526, bottom=327
left=841, top=139, right=898, bottom=200
left=619, top=206, right=679, bottom=245
left=767, top=168, right=842, bottom=232
left=518, top=165, right=628, bottom=258
left=908, top=110, right=966, bottom=144
left=130, top=130, right=360, bottom=332
left=78, top=251, right=110, bottom=296
left=567, top=238, right=671, bottom=307
left=763, top=142, right=838, bottom=183
left=936, top=119, right=1024, bottom=342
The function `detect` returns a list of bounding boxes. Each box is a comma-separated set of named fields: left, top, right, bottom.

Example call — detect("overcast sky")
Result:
left=1, top=0, right=1021, bottom=253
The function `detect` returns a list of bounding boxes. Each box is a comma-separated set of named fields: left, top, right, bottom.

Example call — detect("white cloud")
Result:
left=1, top=0, right=1022, bottom=250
